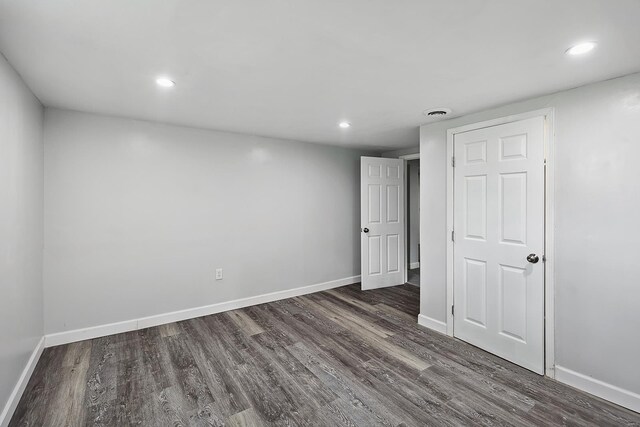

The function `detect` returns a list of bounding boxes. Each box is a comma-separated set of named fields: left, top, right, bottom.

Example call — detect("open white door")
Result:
left=361, top=157, right=405, bottom=290
left=453, top=116, right=545, bottom=374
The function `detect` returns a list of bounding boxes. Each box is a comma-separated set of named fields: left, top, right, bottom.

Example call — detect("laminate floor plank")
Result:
left=84, top=336, right=117, bottom=409
left=163, top=334, right=223, bottom=426
left=293, top=296, right=429, bottom=372
left=285, top=342, right=401, bottom=427
left=287, top=296, right=417, bottom=371
left=159, top=322, right=182, bottom=338
left=10, top=284, right=640, bottom=426
left=265, top=299, right=377, bottom=367
left=225, top=407, right=267, bottom=427
left=301, top=294, right=395, bottom=338
left=180, top=318, right=253, bottom=419
left=324, top=289, right=379, bottom=313
left=227, top=309, right=265, bottom=337
left=45, top=341, right=92, bottom=427
left=250, top=331, right=338, bottom=407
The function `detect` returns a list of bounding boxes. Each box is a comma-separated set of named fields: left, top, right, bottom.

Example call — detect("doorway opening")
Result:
left=406, top=158, right=420, bottom=286
left=397, top=153, right=420, bottom=287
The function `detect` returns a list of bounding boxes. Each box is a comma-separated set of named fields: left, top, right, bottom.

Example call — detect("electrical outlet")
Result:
left=215, top=268, right=223, bottom=280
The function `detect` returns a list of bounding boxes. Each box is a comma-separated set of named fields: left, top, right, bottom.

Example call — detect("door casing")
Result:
left=445, top=108, right=555, bottom=378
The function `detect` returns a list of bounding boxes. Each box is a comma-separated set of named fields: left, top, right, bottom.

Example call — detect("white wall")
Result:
left=407, top=159, right=420, bottom=267
left=0, top=54, right=43, bottom=422
left=43, top=109, right=368, bottom=335
left=420, top=72, right=640, bottom=408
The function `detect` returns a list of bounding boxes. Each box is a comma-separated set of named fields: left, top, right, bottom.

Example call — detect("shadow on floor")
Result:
left=408, top=267, right=420, bottom=286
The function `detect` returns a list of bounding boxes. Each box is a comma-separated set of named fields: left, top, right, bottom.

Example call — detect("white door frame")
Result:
left=399, top=153, right=420, bottom=285
left=445, top=108, right=556, bottom=378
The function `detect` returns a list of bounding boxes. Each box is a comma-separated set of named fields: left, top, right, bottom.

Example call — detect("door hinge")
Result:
left=451, top=230, right=455, bottom=242
left=451, top=156, right=456, bottom=167
left=451, top=305, right=455, bottom=316
left=542, top=255, right=546, bottom=263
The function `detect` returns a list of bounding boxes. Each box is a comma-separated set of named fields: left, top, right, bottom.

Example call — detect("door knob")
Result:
left=527, top=254, right=539, bottom=264
left=363, top=228, right=369, bottom=233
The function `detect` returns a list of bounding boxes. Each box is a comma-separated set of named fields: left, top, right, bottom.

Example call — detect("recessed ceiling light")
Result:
left=339, top=121, right=351, bottom=129
left=156, top=77, right=176, bottom=87
left=566, top=42, right=597, bottom=56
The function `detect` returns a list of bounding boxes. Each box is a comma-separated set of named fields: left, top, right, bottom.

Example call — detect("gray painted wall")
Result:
left=0, top=55, right=43, bottom=420
left=419, top=72, right=640, bottom=397
left=43, top=109, right=369, bottom=334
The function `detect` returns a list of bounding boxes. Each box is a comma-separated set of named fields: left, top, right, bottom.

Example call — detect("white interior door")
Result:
left=361, top=157, right=405, bottom=290
left=453, top=116, right=545, bottom=374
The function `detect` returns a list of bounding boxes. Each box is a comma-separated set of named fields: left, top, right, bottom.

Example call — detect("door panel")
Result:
left=361, top=157, right=405, bottom=290
left=464, top=258, right=487, bottom=327
left=453, top=116, right=545, bottom=374
left=387, top=184, right=400, bottom=223
left=499, top=265, right=528, bottom=342
left=387, top=234, right=400, bottom=272
left=368, top=184, right=382, bottom=223
left=464, top=175, right=487, bottom=240
left=368, top=235, right=381, bottom=275
left=500, top=173, right=527, bottom=244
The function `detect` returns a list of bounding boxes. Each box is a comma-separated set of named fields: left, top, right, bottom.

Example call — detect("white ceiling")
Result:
left=1, top=0, right=639, bottom=150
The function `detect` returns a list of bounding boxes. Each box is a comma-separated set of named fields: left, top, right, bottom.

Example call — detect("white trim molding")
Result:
left=445, top=108, right=556, bottom=376
left=417, top=314, right=447, bottom=335
left=556, top=366, right=640, bottom=413
left=45, top=275, right=361, bottom=348
left=409, top=262, right=420, bottom=269
left=45, top=318, right=138, bottom=348
left=0, top=337, right=45, bottom=427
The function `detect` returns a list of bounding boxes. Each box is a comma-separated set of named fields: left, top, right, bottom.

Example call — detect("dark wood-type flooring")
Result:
left=407, top=268, right=420, bottom=287
left=10, top=284, right=640, bottom=426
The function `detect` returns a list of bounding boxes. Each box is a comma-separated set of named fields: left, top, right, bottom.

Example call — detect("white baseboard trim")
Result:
left=0, top=337, right=45, bottom=427
left=409, top=262, right=420, bottom=269
left=136, top=275, right=360, bottom=329
left=417, top=314, right=447, bottom=335
left=555, top=365, right=640, bottom=413
left=45, top=275, right=361, bottom=348
left=45, top=318, right=138, bottom=348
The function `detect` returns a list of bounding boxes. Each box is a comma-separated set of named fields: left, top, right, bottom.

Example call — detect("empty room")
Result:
left=1, top=1, right=640, bottom=426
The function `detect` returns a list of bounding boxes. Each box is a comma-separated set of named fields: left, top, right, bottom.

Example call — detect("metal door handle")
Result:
left=527, top=254, right=539, bottom=264
left=363, top=228, right=369, bottom=233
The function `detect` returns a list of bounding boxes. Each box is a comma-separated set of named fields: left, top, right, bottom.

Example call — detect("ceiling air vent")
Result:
left=423, top=108, right=452, bottom=118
